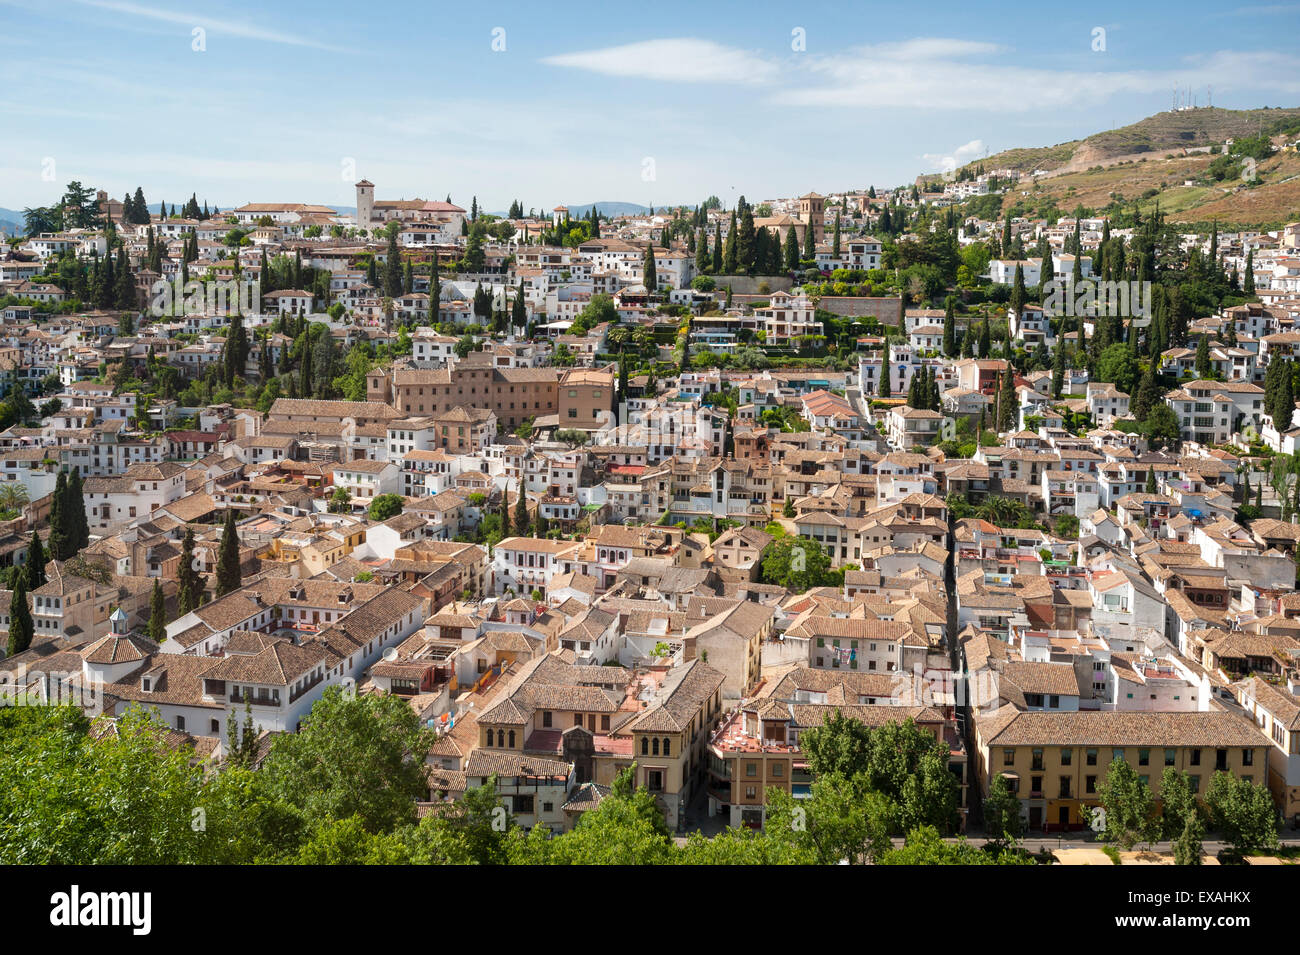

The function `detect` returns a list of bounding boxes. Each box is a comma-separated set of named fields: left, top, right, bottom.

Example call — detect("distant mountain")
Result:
left=560, top=201, right=651, bottom=218
left=0, top=207, right=22, bottom=235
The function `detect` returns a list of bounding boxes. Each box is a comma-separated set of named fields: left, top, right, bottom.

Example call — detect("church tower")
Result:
left=799, top=192, right=825, bottom=245
left=355, top=179, right=375, bottom=226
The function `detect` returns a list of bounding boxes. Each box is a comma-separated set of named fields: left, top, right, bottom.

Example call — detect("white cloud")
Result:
left=923, top=139, right=986, bottom=173
left=541, top=38, right=779, bottom=85
left=772, top=37, right=1300, bottom=111
left=70, top=0, right=341, bottom=51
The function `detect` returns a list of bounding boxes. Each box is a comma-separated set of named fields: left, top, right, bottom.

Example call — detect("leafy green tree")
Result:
left=800, top=708, right=872, bottom=777
left=1096, top=758, right=1158, bottom=849
left=983, top=773, right=1025, bottom=848
left=261, top=687, right=435, bottom=834
left=0, top=706, right=217, bottom=863
left=368, top=494, right=404, bottom=521
left=1173, top=813, right=1205, bottom=866
left=879, top=825, right=1030, bottom=865
left=764, top=774, right=895, bottom=864
left=1205, top=771, right=1280, bottom=854
left=1096, top=342, right=1138, bottom=394
left=758, top=536, right=834, bottom=591
left=509, top=766, right=672, bottom=864
left=1142, top=403, right=1182, bottom=450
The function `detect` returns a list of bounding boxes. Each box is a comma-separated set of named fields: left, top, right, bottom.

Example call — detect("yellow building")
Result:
left=975, top=706, right=1270, bottom=832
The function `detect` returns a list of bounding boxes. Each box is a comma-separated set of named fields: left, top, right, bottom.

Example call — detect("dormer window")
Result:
left=141, top=676, right=152, bottom=692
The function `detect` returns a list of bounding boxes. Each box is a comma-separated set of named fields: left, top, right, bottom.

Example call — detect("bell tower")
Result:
left=799, top=192, right=825, bottom=245
left=355, top=179, right=375, bottom=226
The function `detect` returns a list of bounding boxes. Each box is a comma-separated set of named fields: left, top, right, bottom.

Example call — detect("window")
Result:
left=1243, top=749, right=1254, bottom=767
left=1138, top=748, right=1150, bottom=766
left=542, top=710, right=552, bottom=728
left=1190, top=748, right=1201, bottom=766
left=1060, top=747, right=1072, bottom=766
left=1003, top=749, right=1015, bottom=766
left=746, top=762, right=757, bottom=778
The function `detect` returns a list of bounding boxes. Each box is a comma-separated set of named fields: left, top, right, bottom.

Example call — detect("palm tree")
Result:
left=0, top=483, right=29, bottom=514
left=975, top=496, right=1032, bottom=529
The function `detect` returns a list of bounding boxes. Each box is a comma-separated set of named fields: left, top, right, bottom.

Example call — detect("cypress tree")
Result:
left=429, top=258, right=441, bottom=325
left=831, top=212, right=841, bottom=259
left=998, top=368, right=1017, bottom=432
left=215, top=510, right=241, bottom=597
left=147, top=579, right=166, bottom=643
left=737, top=204, right=755, bottom=272
left=1039, top=248, right=1054, bottom=301
left=48, top=471, right=69, bottom=560
left=515, top=488, right=529, bottom=536
left=1133, top=360, right=1160, bottom=421
left=723, top=212, right=738, bottom=273
left=695, top=229, right=709, bottom=274
left=6, top=577, right=31, bottom=657
left=299, top=334, right=313, bottom=395
left=643, top=245, right=658, bottom=292
left=68, top=468, right=88, bottom=553
left=784, top=226, right=798, bottom=271
left=1244, top=250, right=1255, bottom=295
left=879, top=361, right=891, bottom=398
left=25, top=531, right=46, bottom=591
left=177, top=527, right=204, bottom=614
left=512, top=282, right=526, bottom=332
left=711, top=225, right=722, bottom=274
left=1010, top=263, right=1026, bottom=317
left=943, top=296, right=957, bottom=358
left=384, top=229, right=402, bottom=297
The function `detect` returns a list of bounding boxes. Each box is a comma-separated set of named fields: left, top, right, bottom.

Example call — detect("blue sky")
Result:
left=1, top=0, right=1298, bottom=213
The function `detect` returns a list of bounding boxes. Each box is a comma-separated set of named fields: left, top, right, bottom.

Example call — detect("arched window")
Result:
left=663, top=737, right=671, bottom=757
left=508, top=730, right=516, bottom=748
left=652, top=737, right=660, bottom=756
left=496, top=729, right=505, bottom=747
left=641, top=737, right=648, bottom=755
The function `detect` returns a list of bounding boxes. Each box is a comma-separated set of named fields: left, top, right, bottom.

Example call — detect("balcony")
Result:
left=230, top=689, right=281, bottom=707
left=289, top=671, right=325, bottom=704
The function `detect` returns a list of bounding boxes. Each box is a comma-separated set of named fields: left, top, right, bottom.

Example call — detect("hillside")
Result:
left=989, top=140, right=1300, bottom=228
left=966, top=106, right=1300, bottom=177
